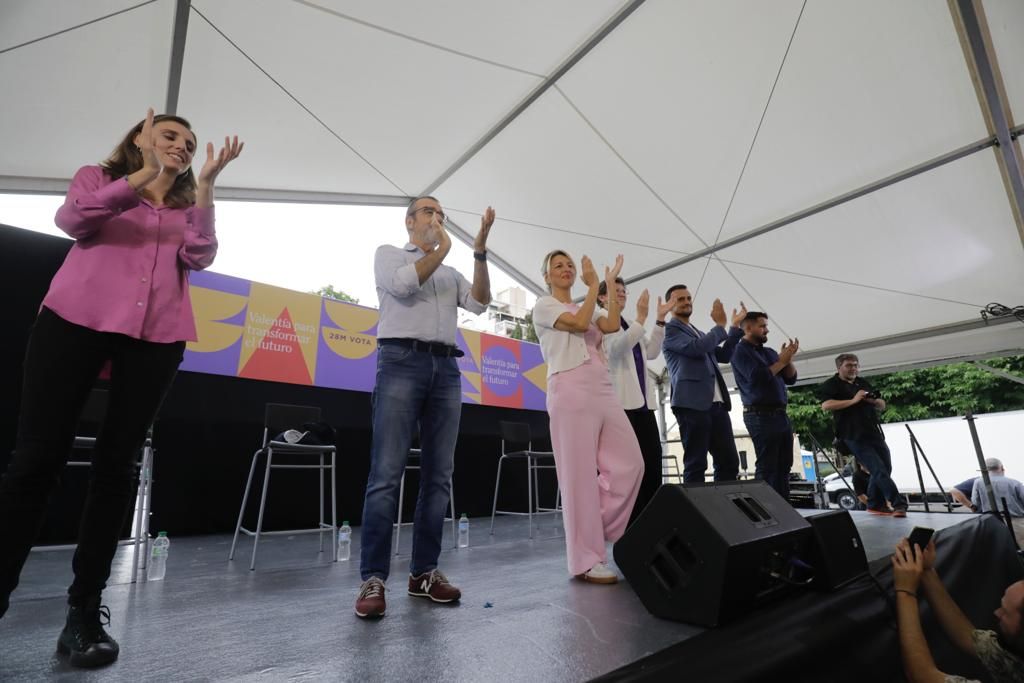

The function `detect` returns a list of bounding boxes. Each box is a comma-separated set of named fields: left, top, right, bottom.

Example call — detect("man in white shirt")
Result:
left=355, top=196, right=494, bottom=619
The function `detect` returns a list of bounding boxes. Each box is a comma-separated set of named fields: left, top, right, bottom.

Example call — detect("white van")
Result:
left=819, top=410, right=1024, bottom=509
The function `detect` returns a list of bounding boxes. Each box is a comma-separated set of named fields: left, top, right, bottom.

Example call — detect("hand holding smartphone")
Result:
left=907, top=526, right=934, bottom=558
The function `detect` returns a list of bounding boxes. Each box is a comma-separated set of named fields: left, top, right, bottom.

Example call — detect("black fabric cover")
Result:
left=597, top=515, right=1024, bottom=682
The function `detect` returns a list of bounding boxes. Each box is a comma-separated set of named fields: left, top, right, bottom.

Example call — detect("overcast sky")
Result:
left=1, top=193, right=537, bottom=330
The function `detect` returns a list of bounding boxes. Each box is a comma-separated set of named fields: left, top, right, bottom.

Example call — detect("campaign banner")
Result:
left=182, top=270, right=547, bottom=411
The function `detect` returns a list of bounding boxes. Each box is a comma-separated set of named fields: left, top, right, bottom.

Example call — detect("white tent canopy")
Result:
left=2, top=0, right=1023, bottom=382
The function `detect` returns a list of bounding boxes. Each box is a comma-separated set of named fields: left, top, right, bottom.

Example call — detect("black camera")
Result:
left=863, top=390, right=881, bottom=399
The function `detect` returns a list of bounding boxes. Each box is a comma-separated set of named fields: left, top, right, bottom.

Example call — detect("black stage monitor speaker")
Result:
left=805, top=510, right=868, bottom=590
left=613, top=481, right=812, bottom=627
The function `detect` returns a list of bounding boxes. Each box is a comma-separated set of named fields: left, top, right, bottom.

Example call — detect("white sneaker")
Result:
left=577, top=562, right=618, bottom=585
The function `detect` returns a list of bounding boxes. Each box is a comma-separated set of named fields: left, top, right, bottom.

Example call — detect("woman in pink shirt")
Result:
left=0, top=109, right=242, bottom=668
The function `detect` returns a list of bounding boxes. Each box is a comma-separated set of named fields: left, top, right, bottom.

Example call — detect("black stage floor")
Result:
left=0, top=509, right=989, bottom=681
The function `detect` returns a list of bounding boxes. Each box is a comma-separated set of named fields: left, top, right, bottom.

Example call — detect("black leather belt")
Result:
left=744, top=405, right=787, bottom=415
left=378, top=338, right=464, bottom=358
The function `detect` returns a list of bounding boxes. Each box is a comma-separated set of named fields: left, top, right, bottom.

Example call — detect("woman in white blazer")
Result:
left=597, top=278, right=674, bottom=524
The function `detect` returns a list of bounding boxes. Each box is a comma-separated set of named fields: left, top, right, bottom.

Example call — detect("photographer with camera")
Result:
left=817, top=353, right=908, bottom=517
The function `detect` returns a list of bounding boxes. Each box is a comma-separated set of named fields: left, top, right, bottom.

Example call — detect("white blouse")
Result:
left=532, top=296, right=605, bottom=377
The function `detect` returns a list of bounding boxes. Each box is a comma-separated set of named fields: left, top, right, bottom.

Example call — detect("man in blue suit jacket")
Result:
left=662, top=284, right=746, bottom=483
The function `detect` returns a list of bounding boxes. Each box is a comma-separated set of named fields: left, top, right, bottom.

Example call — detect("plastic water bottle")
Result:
left=337, top=521, right=352, bottom=561
left=148, top=531, right=169, bottom=581
left=458, top=514, right=469, bottom=548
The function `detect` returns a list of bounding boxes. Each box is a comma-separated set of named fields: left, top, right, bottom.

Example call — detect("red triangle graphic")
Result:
left=239, top=308, right=313, bottom=385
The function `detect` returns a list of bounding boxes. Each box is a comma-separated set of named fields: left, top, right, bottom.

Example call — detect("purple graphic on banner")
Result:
left=313, top=348, right=378, bottom=392
left=180, top=335, right=243, bottom=375
left=316, top=299, right=379, bottom=392
left=520, top=343, right=546, bottom=411
left=221, top=307, right=247, bottom=327
left=482, top=345, right=519, bottom=398
left=191, top=269, right=251, bottom=297
left=183, top=271, right=547, bottom=410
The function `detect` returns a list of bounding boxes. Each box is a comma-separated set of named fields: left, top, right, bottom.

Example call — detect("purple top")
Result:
left=43, top=165, right=216, bottom=342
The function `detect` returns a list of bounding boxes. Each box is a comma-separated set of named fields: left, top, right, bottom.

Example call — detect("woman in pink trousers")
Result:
left=532, top=250, right=644, bottom=584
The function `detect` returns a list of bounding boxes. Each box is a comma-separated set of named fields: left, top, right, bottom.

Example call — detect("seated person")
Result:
left=950, top=478, right=978, bottom=512
left=892, top=536, right=1024, bottom=682
left=972, top=458, right=1024, bottom=546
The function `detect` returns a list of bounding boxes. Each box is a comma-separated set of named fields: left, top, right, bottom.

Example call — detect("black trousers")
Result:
left=672, top=403, right=740, bottom=483
left=743, top=412, right=794, bottom=501
left=0, top=308, right=183, bottom=610
left=626, top=408, right=663, bottom=526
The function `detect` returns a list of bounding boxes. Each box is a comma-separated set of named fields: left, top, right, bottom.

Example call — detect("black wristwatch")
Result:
left=655, top=320, right=666, bottom=327
left=473, top=251, right=487, bottom=261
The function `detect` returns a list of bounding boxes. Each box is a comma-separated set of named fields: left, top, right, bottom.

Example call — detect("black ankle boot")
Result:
left=56, top=596, right=120, bottom=668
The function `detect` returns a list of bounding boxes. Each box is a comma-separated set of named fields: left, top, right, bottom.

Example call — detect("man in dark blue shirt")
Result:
left=950, top=478, right=977, bottom=512
left=730, top=311, right=798, bottom=500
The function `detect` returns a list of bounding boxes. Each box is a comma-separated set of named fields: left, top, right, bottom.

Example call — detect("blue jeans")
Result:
left=742, top=412, right=793, bottom=501
left=844, top=437, right=905, bottom=510
left=672, top=403, right=739, bottom=483
left=359, top=345, right=462, bottom=581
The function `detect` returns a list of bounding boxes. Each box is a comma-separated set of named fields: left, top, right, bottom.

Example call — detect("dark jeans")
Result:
left=626, top=408, right=663, bottom=526
left=743, top=412, right=794, bottom=501
left=359, top=344, right=461, bottom=581
left=844, top=437, right=905, bottom=510
left=0, top=308, right=184, bottom=612
left=672, top=403, right=739, bottom=484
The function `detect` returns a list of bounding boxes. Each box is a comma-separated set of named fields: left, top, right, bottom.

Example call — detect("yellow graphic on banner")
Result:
left=458, top=329, right=482, bottom=402
left=186, top=287, right=247, bottom=352
left=239, top=283, right=321, bottom=380
left=321, top=299, right=378, bottom=360
left=323, top=300, right=378, bottom=332
left=460, top=329, right=482, bottom=369
left=524, top=363, right=548, bottom=394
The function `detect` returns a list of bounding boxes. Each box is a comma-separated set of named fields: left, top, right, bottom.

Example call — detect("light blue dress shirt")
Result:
left=374, top=243, right=486, bottom=346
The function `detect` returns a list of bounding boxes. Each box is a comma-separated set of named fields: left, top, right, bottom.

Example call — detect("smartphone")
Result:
left=908, top=526, right=935, bottom=556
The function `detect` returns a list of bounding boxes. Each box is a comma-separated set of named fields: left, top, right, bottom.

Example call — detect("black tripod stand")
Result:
left=805, top=433, right=855, bottom=510
left=905, top=424, right=952, bottom=512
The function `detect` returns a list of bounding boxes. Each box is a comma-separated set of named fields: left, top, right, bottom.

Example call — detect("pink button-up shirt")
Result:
left=42, top=165, right=217, bottom=343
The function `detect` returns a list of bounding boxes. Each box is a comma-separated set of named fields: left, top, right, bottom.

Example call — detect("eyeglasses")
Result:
left=409, top=206, right=447, bottom=224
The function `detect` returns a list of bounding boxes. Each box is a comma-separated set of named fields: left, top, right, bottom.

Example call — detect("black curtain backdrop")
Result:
left=0, top=224, right=552, bottom=543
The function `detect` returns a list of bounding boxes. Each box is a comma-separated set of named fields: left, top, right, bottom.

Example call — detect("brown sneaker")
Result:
left=355, top=577, right=386, bottom=618
left=407, top=569, right=461, bottom=603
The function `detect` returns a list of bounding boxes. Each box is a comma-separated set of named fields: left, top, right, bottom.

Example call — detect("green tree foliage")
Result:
left=786, top=388, right=837, bottom=451
left=522, top=310, right=539, bottom=343
left=788, top=355, right=1024, bottom=450
left=507, top=312, right=539, bottom=342
left=312, top=285, right=358, bottom=304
